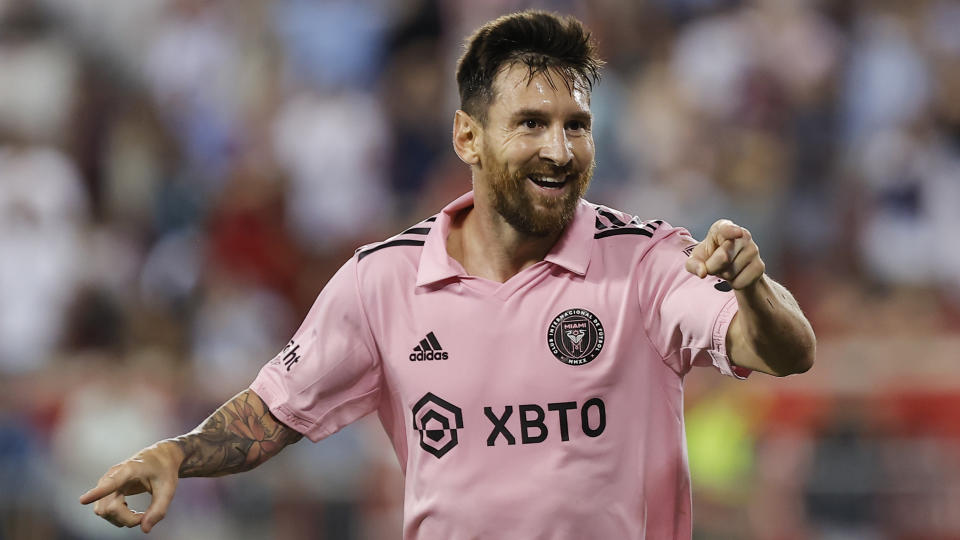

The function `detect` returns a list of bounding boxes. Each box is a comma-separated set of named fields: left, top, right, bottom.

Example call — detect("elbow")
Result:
left=780, top=329, right=816, bottom=376
left=772, top=352, right=813, bottom=377
left=789, top=352, right=814, bottom=375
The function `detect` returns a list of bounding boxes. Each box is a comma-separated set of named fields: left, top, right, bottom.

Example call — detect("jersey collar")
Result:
left=416, top=191, right=594, bottom=287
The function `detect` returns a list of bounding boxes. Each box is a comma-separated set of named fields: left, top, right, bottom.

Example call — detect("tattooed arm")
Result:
left=79, top=389, right=302, bottom=533
left=174, top=389, right=303, bottom=477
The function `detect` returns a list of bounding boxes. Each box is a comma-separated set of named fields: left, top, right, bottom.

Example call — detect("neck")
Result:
left=447, top=201, right=563, bottom=283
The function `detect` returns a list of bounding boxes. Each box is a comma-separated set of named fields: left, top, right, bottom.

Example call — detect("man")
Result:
left=80, top=10, right=815, bottom=539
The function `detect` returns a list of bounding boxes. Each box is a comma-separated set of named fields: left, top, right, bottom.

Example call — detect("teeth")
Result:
left=530, top=176, right=564, bottom=184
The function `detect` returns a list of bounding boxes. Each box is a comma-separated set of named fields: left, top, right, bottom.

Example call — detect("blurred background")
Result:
left=1, top=0, right=959, bottom=538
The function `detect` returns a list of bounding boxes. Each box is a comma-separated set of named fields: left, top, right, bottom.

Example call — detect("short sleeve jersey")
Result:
left=251, top=191, right=748, bottom=540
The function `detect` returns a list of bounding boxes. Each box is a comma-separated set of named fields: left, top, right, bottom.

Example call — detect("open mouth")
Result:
left=528, top=175, right=569, bottom=189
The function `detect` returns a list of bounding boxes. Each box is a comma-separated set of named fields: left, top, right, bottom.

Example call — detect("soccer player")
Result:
left=80, top=11, right=815, bottom=539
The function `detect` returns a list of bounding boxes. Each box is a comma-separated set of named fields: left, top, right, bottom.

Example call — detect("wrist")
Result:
left=734, top=273, right=770, bottom=303
left=155, top=439, right=187, bottom=471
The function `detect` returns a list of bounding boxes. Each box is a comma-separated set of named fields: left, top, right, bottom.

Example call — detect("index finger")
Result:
left=710, top=220, right=744, bottom=243
left=79, top=466, right=132, bottom=505
left=687, top=220, right=740, bottom=263
left=685, top=221, right=744, bottom=277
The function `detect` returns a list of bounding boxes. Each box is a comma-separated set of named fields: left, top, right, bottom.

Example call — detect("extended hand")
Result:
left=684, top=219, right=765, bottom=290
left=79, top=441, right=183, bottom=533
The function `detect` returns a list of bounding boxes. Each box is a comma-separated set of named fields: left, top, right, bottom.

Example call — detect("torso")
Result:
left=356, top=197, right=697, bottom=540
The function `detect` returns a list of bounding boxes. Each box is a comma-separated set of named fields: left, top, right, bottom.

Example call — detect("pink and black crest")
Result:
left=547, top=308, right=605, bottom=366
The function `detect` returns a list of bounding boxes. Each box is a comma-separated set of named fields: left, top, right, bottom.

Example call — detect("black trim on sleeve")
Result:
left=357, top=239, right=426, bottom=261
left=596, top=209, right=627, bottom=227
left=594, top=228, right=654, bottom=239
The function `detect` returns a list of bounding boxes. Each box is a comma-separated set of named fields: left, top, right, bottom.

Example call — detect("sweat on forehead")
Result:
left=493, top=56, right=593, bottom=100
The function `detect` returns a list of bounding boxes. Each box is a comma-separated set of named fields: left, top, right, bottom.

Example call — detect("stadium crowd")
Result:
left=1, top=0, right=959, bottom=538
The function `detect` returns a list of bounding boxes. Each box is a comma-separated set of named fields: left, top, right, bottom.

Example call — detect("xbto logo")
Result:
left=412, top=393, right=463, bottom=458
left=412, top=394, right=607, bottom=457
left=484, top=398, right=606, bottom=446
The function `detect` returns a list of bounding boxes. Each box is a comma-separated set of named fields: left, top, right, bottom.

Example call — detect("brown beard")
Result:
left=484, top=153, right=594, bottom=237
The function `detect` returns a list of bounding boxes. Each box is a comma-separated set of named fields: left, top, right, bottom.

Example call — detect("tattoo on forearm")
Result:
left=172, top=390, right=303, bottom=478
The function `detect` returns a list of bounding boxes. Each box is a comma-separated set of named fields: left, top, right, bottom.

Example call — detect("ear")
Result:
left=452, top=110, right=481, bottom=166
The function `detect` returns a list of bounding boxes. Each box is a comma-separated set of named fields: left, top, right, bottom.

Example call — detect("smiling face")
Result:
left=473, top=63, right=596, bottom=237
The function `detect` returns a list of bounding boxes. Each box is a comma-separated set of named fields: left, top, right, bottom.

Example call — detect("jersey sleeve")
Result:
left=250, top=256, right=382, bottom=442
left=638, top=224, right=750, bottom=379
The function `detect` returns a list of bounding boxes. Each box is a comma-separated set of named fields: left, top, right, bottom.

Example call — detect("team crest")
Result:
left=547, top=309, right=605, bottom=366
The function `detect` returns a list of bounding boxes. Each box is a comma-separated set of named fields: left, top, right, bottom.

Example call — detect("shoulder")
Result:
left=355, top=215, right=436, bottom=263
left=589, top=202, right=663, bottom=241
left=350, top=214, right=437, bottom=292
left=586, top=201, right=698, bottom=261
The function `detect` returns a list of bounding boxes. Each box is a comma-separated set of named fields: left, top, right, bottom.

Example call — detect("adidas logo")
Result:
left=410, top=332, right=449, bottom=361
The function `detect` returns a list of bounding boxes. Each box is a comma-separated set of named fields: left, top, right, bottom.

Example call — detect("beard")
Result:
left=484, top=153, right=594, bottom=238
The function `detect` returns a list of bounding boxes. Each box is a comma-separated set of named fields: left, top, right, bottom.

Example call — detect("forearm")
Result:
left=167, top=389, right=303, bottom=478
left=730, top=275, right=816, bottom=376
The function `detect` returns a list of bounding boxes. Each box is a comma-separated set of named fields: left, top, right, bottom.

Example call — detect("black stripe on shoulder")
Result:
left=595, top=217, right=608, bottom=230
left=399, top=214, right=438, bottom=235
left=594, top=228, right=653, bottom=239
left=596, top=208, right=627, bottom=227
left=357, top=239, right=425, bottom=261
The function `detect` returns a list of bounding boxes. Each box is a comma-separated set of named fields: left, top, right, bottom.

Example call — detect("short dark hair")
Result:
left=455, top=10, right=603, bottom=125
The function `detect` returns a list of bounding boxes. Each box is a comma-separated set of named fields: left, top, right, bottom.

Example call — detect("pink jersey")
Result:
left=251, top=191, right=748, bottom=539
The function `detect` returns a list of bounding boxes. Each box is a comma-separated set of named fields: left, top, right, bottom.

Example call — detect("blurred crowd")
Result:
left=1, top=0, right=959, bottom=538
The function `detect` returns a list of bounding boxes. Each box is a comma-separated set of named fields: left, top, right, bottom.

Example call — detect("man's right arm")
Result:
left=174, top=388, right=303, bottom=477
left=79, top=388, right=302, bottom=533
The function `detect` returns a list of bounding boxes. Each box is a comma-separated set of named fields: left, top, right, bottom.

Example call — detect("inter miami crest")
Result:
left=547, top=308, right=605, bottom=366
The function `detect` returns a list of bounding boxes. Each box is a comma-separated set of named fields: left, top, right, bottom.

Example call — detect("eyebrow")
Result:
left=510, top=108, right=593, bottom=124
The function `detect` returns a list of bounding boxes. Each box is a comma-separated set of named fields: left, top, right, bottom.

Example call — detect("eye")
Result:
left=566, top=120, right=589, bottom=132
left=522, top=119, right=542, bottom=129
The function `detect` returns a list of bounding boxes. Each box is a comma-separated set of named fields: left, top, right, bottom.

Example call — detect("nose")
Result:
left=539, top=124, right=573, bottom=167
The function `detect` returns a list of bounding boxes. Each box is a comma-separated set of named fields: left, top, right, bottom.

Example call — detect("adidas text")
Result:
left=410, top=350, right=449, bottom=361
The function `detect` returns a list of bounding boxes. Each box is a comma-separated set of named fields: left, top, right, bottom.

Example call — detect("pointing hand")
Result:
left=79, top=441, right=183, bottom=533
left=684, top=219, right=765, bottom=290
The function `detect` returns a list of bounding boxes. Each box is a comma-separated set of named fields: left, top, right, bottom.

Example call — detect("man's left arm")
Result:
left=685, top=220, right=816, bottom=377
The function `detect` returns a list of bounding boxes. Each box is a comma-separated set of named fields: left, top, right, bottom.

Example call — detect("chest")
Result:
left=368, top=268, right=661, bottom=413
left=365, top=264, right=687, bottom=473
